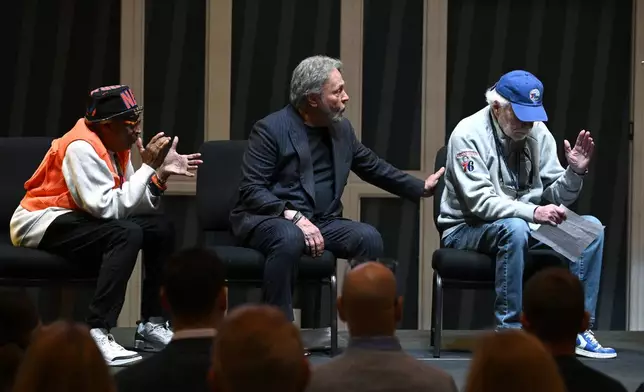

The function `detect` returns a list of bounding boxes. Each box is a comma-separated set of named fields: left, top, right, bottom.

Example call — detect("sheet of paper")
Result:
left=530, top=205, right=604, bottom=262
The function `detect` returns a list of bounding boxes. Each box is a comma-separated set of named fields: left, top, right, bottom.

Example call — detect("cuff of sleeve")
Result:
left=413, top=177, right=426, bottom=199
left=516, top=203, right=538, bottom=223
left=563, top=166, right=585, bottom=187
left=139, top=164, right=157, bottom=180
left=277, top=201, right=288, bottom=216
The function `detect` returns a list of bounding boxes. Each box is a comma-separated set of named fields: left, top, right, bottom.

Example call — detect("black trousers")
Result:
left=245, top=217, right=384, bottom=321
left=38, top=211, right=175, bottom=330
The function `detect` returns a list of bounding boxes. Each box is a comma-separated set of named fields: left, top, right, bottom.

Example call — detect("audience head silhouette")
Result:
left=465, top=330, right=566, bottom=392
left=521, top=267, right=588, bottom=352
left=11, top=320, right=115, bottom=392
left=0, top=288, right=40, bottom=392
left=338, top=261, right=401, bottom=337
left=209, top=304, right=309, bottom=392
left=0, top=288, right=40, bottom=350
left=161, top=247, right=227, bottom=330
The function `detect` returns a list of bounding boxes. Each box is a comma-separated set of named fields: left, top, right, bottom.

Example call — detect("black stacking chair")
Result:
left=0, top=137, right=99, bottom=315
left=430, top=146, right=567, bottom=357
left=196, top=140, right=338, bottom=355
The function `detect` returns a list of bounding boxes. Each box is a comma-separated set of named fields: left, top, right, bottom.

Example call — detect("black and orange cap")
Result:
left=85, top=85, right=143, bottom=123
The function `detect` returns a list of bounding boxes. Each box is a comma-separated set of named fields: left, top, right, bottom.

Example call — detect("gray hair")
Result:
left=289, top=55, right=343, bottom=109
left=485, top=88, right=510, bottom=107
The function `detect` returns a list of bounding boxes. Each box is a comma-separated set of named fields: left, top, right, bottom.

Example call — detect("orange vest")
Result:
left=20, top=119, right=131, bottom=212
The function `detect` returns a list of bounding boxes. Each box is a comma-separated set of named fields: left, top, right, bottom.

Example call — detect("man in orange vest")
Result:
left=9, top=85, right=202, bottom=366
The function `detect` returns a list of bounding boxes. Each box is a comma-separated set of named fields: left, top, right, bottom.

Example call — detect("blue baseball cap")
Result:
left=494, top=70, right=548, bottom=122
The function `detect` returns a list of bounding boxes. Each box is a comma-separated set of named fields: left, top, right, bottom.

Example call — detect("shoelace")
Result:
left=106, top=334, right=130, bottom=352
left=95, top=333, right=109, bottom=348
left=584, top=330, right=601, bottom=346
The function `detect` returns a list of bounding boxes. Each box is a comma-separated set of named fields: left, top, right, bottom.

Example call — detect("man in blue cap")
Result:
left=437, top=70, right=616, bottom=359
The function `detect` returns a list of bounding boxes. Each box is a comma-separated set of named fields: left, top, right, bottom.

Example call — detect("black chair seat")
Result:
left=0, top=244, right=98, bottom=282
left=523, top=249, right=569, bottom=277
left=211, top=246, right=336, bottom=280
left=432, top=248, right=495, bottom=282
left=432, top=248, right=567, bottom=283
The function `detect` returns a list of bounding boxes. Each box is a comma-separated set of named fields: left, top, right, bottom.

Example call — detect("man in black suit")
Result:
left=230, top=55, right=445, bottom=321
left=115, top=248, right=226, bottom=392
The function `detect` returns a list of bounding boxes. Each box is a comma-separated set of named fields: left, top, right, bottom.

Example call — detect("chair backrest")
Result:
left=196, top=140, right=248, bottom=233
left=0, top=137, right=54, bottom=242
left=433, top=146, right=448, bottom=233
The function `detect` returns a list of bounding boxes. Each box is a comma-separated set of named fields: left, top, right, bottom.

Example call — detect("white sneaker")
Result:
left=134, top=321, right=173, bottom=352
left=90, top=328, right=142, bottom=366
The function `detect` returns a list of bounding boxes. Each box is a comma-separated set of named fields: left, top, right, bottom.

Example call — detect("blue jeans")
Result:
left=442, top=216, right=603, bottom=329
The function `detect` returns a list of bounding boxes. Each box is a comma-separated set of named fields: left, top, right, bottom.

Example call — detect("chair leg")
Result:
left=430, top=272, right=436, bottom=346
left=313, top=285, right=322, bottom=328
left=433, top=273, right=443, bottom=358
left=329, top=274, right=338, bottom=356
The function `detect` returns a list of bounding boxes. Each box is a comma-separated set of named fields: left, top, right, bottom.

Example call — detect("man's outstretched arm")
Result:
left=349, top=125, right=426, bottom=200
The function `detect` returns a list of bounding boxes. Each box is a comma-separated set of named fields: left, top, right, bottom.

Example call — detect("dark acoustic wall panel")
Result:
left=362, top=0, right=423, bottom=170
left=445, top=0, right=631, bottom=330
left=230, top=0, right=341, bottom=140
left=144, top=0, right=206, bottom=154
left=1, top=0, right=121, bottom=138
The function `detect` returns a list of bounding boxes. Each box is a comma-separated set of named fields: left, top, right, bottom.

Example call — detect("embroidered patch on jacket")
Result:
left=456, top=150, right=478, bottom=172
left=460, top=159, right=474, bottom=172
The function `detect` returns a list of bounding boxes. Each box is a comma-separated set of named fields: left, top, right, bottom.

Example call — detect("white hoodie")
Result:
left=10, top=140, right=161, bottom=247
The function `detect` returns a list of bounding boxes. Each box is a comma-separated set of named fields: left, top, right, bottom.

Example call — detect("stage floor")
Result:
left=109, top=328, right=644, bottom=391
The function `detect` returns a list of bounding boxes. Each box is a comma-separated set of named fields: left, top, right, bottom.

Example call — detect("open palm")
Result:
left=160, top=137, right=202, bottom=178
left=564, top=130, right=594, bottom=174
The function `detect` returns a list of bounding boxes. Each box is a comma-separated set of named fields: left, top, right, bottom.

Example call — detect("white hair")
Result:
left=289, top=55, right=343, bottom=109
left=485, top=88, right=510, bottom=107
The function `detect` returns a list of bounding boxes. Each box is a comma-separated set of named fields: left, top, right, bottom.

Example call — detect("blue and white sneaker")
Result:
left=575, top=330, right=617, bottom=359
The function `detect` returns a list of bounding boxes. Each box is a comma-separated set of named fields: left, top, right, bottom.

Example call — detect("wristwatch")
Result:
left=292, top=211, right=304, bottom=224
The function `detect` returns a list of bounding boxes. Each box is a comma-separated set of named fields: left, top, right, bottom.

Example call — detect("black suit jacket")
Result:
left=114, top=338, right=212, bottom=392
left=230, top=105, right=425, bottom=241
left=230, top=104, right=425, bottom=242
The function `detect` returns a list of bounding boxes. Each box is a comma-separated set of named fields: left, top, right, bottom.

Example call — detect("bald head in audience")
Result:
left=338, top=261, right=401, bottom=337
left=209, top=305, right=309, bottom=392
